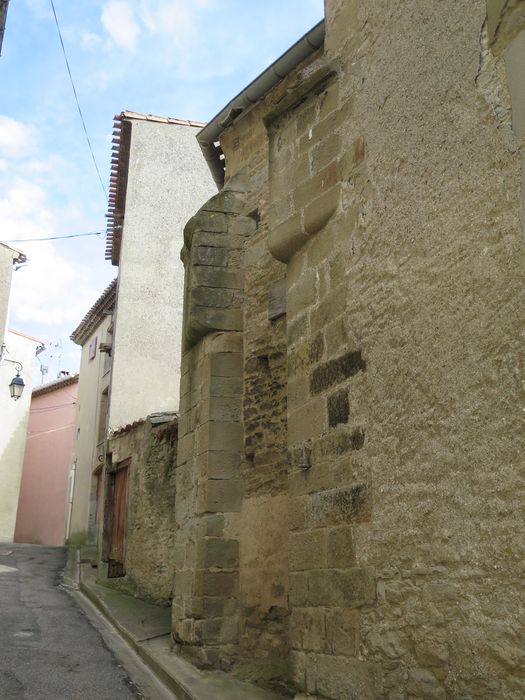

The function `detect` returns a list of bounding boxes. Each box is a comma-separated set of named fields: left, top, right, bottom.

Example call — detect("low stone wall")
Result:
left=99, top=414, right=178, bottom=605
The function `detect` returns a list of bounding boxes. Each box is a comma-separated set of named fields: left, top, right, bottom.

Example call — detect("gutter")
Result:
left=197, top=19, right=325, bottom=189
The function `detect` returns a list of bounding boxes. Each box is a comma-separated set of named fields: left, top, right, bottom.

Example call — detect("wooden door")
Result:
left=107, top=460, right=129, bottom=578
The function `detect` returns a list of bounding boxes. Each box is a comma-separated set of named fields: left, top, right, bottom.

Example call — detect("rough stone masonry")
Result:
left=173, top=1, right=525, bottom=698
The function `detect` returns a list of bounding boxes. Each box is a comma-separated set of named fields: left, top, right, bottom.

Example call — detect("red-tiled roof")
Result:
left=70, top=279, right=117, bottom=346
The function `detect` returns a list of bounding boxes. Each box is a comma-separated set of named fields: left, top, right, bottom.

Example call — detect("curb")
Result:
left=71, top=550, right=288, bottom=700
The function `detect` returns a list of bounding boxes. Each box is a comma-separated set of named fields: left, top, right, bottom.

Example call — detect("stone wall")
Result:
left=221, top=105, right=292, bottom=684
left=99, top=414, right=178, bottom=604
left=173, top=187, right=250, bottom=669
left=172, top=1, right=525, bottom=697
left=215, top=1, right=525, bottom=698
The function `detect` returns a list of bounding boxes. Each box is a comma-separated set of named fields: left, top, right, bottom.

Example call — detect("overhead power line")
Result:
left=49, top=0, right=107, bottom=199
left=1, top=231, right=105, bottom=243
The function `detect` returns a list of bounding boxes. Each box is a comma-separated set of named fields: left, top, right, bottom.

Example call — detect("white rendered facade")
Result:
left=108, top=116, right=216, bottom=431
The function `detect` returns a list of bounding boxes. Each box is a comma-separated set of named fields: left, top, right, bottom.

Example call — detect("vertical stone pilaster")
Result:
left=173, top=185, right=249, bottom=670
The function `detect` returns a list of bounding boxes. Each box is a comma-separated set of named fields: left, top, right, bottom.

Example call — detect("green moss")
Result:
left=233, top=661, right=294, bottom=696
left=66, top=531, right=89, bottom=546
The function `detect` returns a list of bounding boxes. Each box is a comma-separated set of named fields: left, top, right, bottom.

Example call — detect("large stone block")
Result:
left=288, top=396, right=327, bottom=445
left=327, top=388, right=350, bottom=428
left=209, top=376, right=243, bottom=398
left=310, top=350, right=366, bottom=395
left=304, top=186, right=340, bottom=237
left=204, top=479, right=242, bottom=513
left=208, top=421, right=243, bottom=451
left=201, top=571, right=239, bottom=597
left=210, top=353, right=243, bottom=377
left=290, top=529, right=328, bottom=571
left=194, top=616, right=238, bottom=644
left=291, top=607, right=326, bottom=652
left=290, top=572, right=308, bottom=606
left=288, top=268, right=318, bottom=319
left=326, top=526, right=355, bottom=568
left=191, top=287, right=242, bottom=309
left=193, top=265, right=244, bottom=290
left=294, top=161, right=340, bottom=211
left=325, top=608, right=360, bottom=656
left=189, top=306, right=243, bottom=335
left=313, top=653, right=375, bottom=700
left=308, top=567, right=376, bottom=608
left=310, top=485, right=371, bottom=526
left=199, top=537, right=239, bottom=569
left=207, top=451, right=241, bottom=480
left=311, top=132, right=341, bottom=173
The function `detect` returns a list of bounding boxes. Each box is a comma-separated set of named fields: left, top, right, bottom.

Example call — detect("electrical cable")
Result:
left=49, top=0, right=107, bottom=199
left=30, top=402, right=77, bottom=413
left=1, top=231, right=105, bottom=243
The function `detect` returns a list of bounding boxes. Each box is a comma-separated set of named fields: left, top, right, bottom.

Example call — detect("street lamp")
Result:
left=0, top=344, right=25, bottom=401
left=9, top=369, right=24, bottom=400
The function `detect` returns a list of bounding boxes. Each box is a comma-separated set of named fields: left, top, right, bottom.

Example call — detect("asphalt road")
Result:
left=0, top=544, right=174, bottom=700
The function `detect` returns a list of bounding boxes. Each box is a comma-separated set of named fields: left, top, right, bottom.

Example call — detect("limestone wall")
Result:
left=99, top=415, right=178, bottom=604
left=173, top=1, right=525, bottom=697
left=173, top=188, right=251, bottom=669
left=217, top=1, right=525, bottom=697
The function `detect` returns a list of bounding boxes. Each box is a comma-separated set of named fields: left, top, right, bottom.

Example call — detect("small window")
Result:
left=89, top=336, right=97, bottom=361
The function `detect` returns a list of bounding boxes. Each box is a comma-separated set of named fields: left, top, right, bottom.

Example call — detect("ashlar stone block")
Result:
left=308, top=567, right=376, bottom=608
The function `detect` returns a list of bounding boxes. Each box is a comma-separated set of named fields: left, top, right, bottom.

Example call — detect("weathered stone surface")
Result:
left=308, top=568, right=376, bottom=608
left=173, top=1, right=525, bottom=696
left=201, top=572, right=239, bottom=598
left=199, top=537, right=239, bottom=569
left=100, top=416, right=177, bottom=604
left=290, top=530, right=328, bottom=571
left=204, top=479, right=242, bottom=513
left=310, top=485, right=371, bottom=526
left=327, top=388, right=350, bottom=427
left=310, top=350, right=366, bottom=395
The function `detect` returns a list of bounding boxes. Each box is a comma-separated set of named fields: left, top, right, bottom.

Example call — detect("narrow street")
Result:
left=0, top=544, right=175, bottom=700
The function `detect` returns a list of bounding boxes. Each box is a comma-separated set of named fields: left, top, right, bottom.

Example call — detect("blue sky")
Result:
left=1, top=0, right=323, bottom=382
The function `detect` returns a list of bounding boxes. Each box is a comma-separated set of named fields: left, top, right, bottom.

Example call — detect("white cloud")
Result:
left=81, top=31, right=104, bottom=51
left=21, top=155, right=68, bottom=174
left=139, top=2, right=192, bottom=36
left=101, top=1, right=140, bottom=50
left=0, top=178, right=101, bottom=327
left=0, top=116, right=38, bottom=159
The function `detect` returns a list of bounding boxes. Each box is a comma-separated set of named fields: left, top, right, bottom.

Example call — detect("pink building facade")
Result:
left=14, top=374, right=78, bottom=546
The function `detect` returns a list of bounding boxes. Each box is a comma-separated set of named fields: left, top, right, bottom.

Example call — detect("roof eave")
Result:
left=197, top=19, right=325, bottom=189
left=70, top=279, right=117, bottom=346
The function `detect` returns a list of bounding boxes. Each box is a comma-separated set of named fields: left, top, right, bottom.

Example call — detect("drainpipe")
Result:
left=197, top=19, right=325, bottom=189
left=64, top=459, right=76, bottom=543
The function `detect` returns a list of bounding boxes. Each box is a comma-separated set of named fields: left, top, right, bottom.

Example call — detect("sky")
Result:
left=1, top=0, right=323, bottom=384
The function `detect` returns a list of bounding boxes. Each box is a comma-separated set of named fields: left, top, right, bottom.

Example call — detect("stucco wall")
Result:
left=108, top=120, right=216, bottom=431
left=0, top=331, right=39, bottom=542
left=69, top=315, right=112, bottom=544
left=14, top=381, right=78, bottom=546
left=0, top=244, right=15, bottom=341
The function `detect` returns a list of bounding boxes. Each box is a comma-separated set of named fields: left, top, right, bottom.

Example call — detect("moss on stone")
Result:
left=233, top=661, right=294, bottom=696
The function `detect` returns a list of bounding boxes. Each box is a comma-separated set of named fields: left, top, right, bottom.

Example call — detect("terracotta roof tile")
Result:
left=104, top=111, right=206, bottom=266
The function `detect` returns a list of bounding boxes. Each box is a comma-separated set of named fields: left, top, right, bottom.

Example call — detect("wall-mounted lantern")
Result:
left=9, top=369, right=24, bottom=400
left=1, top=343, right=25, bottom=401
